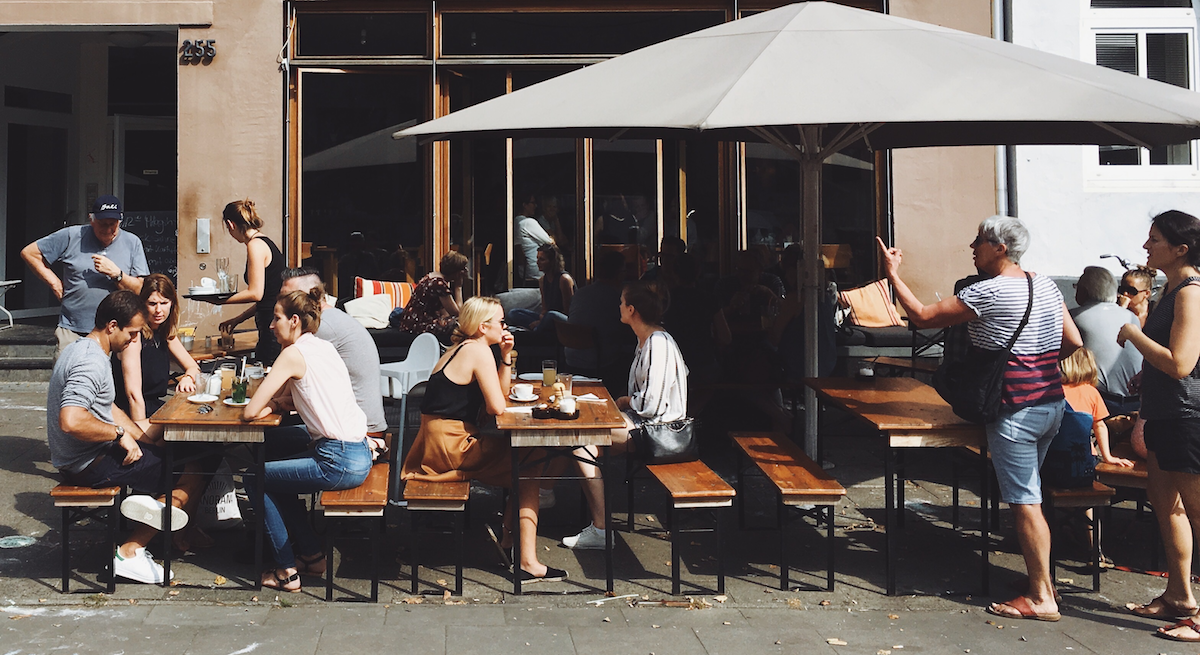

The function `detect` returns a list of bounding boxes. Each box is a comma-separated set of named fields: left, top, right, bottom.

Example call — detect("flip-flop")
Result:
left=1157, top=618, right=1200, bottom=643
left=986, top=596, right=1061, bottom=622
left=1006, top=577, right=1061, bottom=603
left=1130, top=595, right=1199, bottom=620
left=515, top=566, right=568, bottom=584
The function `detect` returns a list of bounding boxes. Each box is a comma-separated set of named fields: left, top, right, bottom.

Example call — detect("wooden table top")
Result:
left=496, top=382, right=625, bottom=446
left=188, top=332, right=258, bottom=362
left=805, top=377, right=981, bottom=434
left=150, top=387, right=281, bottom=429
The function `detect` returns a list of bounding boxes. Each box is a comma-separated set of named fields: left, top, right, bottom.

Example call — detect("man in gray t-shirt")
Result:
left=1070, top=266, right=1143, bottom=413
left=280, top=268, right=386, bottom=435
left=21, top=195, right=149, bottom=359
left=49, top=290, right=206, bottom=585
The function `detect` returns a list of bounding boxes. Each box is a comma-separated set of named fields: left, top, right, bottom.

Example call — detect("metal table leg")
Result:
left=603, top=446, right=613, bottom=593
left=979, top=444, right=990, bottom=595
left=885, top=442, right=896, bottom=596
left=161, top=445, right=174, bottom=587
left=511, top=447, right=522, bottom=595
left=255, top=443, right=265, bottom=590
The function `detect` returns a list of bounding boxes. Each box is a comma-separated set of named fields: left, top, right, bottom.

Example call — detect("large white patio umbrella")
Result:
left=398, top=2, right=1200, bottom=456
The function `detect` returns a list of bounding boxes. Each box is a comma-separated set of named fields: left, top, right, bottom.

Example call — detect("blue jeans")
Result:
left=256, top=437, right=372, bottom=568
left=508, top=308, right=567, bottom=333
left=986, top=400, right=1065, bottom=505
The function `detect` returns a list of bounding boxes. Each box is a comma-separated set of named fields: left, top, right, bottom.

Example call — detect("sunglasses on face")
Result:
left=1118, top=285, right=1149, bottom=296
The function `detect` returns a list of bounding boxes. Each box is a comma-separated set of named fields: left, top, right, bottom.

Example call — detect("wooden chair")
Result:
left=52, top=484, right=121, bottom=593
left=731, top=432, right=845, bottom=590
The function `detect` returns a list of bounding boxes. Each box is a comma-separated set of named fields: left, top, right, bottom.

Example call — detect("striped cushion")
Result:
left=838, top=279, right=904, bottom=328
left=355, top=277, right=413, bottom=310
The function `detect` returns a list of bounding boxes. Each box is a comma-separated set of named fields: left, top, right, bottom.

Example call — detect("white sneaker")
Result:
left=561, top=524, right=606, bottom=550
left=113, top=547, right=173, bottom=584
left=120, top=495, right=189, bottom=532
left=539, top=489, right=556, bottom=510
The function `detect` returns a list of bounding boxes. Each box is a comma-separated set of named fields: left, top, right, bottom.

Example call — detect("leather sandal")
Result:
left=1157, top=618, right=1200, bottom=643
left=262, top=568, right=301, bottom=593
left=1130, top=595, right=1199, bottom=620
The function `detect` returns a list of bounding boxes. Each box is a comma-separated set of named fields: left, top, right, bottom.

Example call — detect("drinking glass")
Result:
left=541, top=359, right=557, bottom=387
left=219, top=363, right=237, bottom=393
left=231, top=376, right=249, bottom=404
left=557, top=373, right=572, bottom=397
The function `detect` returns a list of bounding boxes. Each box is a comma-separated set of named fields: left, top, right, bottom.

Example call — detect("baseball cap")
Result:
left=91, top=195, right=122, bottom=220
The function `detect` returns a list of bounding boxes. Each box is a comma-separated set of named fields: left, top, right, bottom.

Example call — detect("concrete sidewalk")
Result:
left=0, top=382, right=1184, bottom=654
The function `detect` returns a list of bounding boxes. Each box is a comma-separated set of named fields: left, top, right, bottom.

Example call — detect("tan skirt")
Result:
left=401, top=415, right=512, bottom=488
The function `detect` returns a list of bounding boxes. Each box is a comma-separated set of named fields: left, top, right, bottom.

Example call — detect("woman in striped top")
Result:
left=879, top=215, right=1081, bottom=622
left=1116, top=211, right=1200, bottom=635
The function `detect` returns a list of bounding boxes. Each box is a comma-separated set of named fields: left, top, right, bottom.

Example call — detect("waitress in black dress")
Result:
left=218, top=198, right=285, bottom=365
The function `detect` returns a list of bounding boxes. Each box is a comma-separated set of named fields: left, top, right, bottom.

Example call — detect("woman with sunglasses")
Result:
left=401, top=297, right=563, bottom=582
left=1118, top=266, right=1158, bottom=328
left=1117, top=211, right=1200, bottom=639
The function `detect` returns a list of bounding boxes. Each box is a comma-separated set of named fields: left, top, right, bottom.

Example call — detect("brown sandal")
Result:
left=1130, top=595, right=1199, bottom=620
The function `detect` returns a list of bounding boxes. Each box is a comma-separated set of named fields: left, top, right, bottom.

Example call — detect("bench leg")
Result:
left=826, top=504, right=836, bottom=592
left=1092, top=509, right=1102, bottom=592
left=627, top=464, right=636, bottom=533
left=455, top=510, right=464, bottom=597
left=371, top=516, right=381, bottom=603
left=896, top=450, right=906, bottom=530
left=670, top=505, right=680, bottom=596
left=1045, top=500, right=1057, bottom=585
left=737, top=452, right=746, bottom=530
left=410, top=513, right=420, bottom=595
left=717, top=507, right=726, bottom=595
left=325, top=519, right=336, bottom=602
left=980, top=448, right=991, bottom=596
left=951, top=459, right=960, bottom=531
left=106, top=505, right=117, bottom=594
left=779, top=497, right=789, bottom=591
left=61, top=507, right=70, bottom=594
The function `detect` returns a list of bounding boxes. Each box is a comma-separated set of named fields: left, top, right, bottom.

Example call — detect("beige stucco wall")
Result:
left=0, top=1, right=213, bottom=27
left=177, top=0, right=283, bottom=340
left=888, top=0, right=998, bottom=303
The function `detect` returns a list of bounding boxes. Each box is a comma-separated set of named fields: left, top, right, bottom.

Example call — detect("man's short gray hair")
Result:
left=978, top=215, right=1030, bottom=264
left=1076, top=266, right=1117, bottom=304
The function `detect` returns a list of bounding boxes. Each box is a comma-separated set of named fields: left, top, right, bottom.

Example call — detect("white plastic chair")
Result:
left=380, top=332, right=441, bottom=399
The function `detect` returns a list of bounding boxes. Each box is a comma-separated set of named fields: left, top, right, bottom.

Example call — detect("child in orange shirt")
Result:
left=1061, top=347, right=1133, bottom=468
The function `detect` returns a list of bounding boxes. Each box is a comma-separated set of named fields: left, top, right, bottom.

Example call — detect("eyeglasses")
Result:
left=1119, top=284, right=1157, bottom=296
left=491, top=318, right=508, bottom=328
left=970, top=236, right=999, bottom=248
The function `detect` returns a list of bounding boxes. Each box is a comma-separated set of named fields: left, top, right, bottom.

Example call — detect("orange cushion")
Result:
left=355, top=277, right=413, bottom=310
left=838, top=279, right=903, bottom=328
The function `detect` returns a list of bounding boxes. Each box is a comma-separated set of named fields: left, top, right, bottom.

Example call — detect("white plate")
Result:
left=187, top=393, right=218, bottom=404
left=517, top=373, right=545, bottom=382
left=223, top=398, right=250, bottom=407
left=508, top=393, right=538, bottom=403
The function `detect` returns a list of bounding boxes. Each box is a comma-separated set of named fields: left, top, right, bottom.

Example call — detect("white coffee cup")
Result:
left=558, top=396, right=576, bottom=415
left=512, top=383, right=535, bottom=400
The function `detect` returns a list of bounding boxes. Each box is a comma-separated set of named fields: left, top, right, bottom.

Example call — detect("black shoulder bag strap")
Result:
left=1003, top=272, right=1034, bottom=358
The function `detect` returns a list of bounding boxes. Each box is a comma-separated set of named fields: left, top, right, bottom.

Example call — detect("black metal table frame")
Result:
left=509, top=445, right=612, bottom=595
left=159, top=442, right=266, bottom=589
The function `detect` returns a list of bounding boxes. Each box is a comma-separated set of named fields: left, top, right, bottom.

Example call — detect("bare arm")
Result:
left=559, top=274, right=575, bottom=313
left=89, top=254, right=143, bottom=294
left=166, top=336, right=202, bottom=395
left=463, top=337, right=514, bottom=417
left=225, top=238, right=269, bottom=305
left=877, top=237, right=977, bottom=328
left=440, top=276, right=464, bottom=316
left=60, top=405, right=146, bottom=466
left=1094, top=419, right=1133, bottom=467
left=244, top=344, right=304, bottom=421
left=1060, top=304, right=1083, bottom=360
left=1118, top=284, right=1200, bottom=379
left=20, top=242, right=63, bottom=301
left=118, top=338, right=147, bottom=422
left=219, top=305, right=258, bottom=334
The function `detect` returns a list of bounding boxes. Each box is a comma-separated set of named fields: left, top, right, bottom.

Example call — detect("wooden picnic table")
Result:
left=187, top=331, right=258, bottom=362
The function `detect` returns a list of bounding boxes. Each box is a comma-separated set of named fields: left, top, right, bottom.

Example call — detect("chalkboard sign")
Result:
left=120, top=211, right=177, bottom=282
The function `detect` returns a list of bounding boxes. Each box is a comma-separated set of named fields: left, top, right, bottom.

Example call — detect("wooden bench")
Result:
left=51, top=484, right=121, bottom=593
left=731, top=432, right=846, bottom=590
left=633, top=459, right=735, bottom=595
left=403, top=479, right=470, bottom=595
left=871, top=356, right=938, bottom=376
left=1044, top=480, right=1115, bottom=592
left=320, top=462, right=390, bottom=602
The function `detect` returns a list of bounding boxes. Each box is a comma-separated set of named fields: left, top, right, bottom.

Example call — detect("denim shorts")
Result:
left=986, top=400, right=1065, bottom=505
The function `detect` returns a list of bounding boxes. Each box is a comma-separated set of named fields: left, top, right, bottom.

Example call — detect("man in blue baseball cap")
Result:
left=21, top=195, right=149, bottom=359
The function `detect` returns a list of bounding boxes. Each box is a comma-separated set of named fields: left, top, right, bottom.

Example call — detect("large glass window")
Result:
left=300, top=72, right=427, bottom=301
left=593, top=140, right=658, bottom=280
left=296, top=13, right=427, bottom=57
left=441, top=12, right=724, bottom=56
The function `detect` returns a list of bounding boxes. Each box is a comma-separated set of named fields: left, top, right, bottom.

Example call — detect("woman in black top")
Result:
left=509, top=244, right=574, bottom=333
left=218, top=199, right=285, bottom=364
left=114, top=273, right=202, bottom=423
left=401, top=297, right=564, bottom=582
left=1117, top=211, right=1200, bottom=632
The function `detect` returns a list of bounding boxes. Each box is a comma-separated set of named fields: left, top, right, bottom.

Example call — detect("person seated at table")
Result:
left=563, top=280, right=688, bottom=550
left=242, top=289, right=373, bottom=592
left=401, top=297, right=566, bottom=582
left=1118, top=265, right=1158, bottom=328
left=1070, top=266, right=1143, bottom=415
left=114, top=274, right=203, bottom=427
left=50, top=290, right=207, bottom=584
left=508, top=244, right=574, bottom=333
left=396, top=251, right=469, bottom=342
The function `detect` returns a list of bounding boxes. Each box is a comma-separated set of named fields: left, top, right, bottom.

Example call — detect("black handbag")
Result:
left=933, top=273, right=1033, bottom=424
left=1041, top=406, right=1097, bottom=488
left=631, top=417, right=698, bottom=465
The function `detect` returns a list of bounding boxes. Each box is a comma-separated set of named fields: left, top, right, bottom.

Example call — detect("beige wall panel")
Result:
left=0, top=1, right=213, bottom=27
left=177, top=0, right=282, bottom=340
left=889, top=0, right=997, bottom=303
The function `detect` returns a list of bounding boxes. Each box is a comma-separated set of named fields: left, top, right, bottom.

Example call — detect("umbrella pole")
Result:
left=800, top=128, right=822, bottom=460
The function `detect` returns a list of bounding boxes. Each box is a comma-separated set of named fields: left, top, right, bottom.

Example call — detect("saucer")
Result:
left=509, top=393, right=538, bottom=403
left=517, top=373, right=544, bottom=382
left=187, top=393, right=218, bottom=404
left=223, top=398, right=249, bottom=407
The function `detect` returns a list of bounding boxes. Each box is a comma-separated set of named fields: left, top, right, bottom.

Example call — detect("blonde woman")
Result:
left=242, top=289, right=372, bottom=592
left=401, top=297, right=564, bottom=582
left=218, top=199, right=285, bottom=364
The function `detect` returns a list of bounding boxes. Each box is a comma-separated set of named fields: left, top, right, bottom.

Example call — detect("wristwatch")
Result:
left=114, top=425, right=125, bottom=442
left=110, top=270, right=123, bottom=284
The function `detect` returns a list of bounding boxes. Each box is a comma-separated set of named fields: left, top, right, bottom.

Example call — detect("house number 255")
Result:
left=180, top=39, right=216, bottom=61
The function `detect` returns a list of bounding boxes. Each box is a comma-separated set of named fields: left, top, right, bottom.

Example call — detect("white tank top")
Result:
left=288, top=332, right=367, bottom=442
